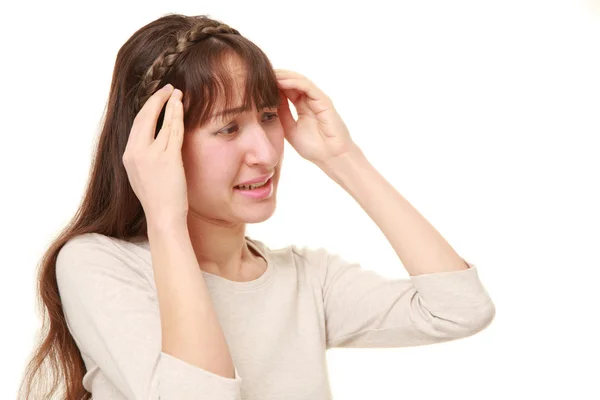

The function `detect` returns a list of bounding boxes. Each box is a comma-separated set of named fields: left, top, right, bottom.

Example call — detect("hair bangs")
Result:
left=170, top=35, right=281, bottom=133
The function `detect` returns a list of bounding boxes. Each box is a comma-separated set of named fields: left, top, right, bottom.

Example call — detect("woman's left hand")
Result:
left=275, top=69, right=361, bottom=167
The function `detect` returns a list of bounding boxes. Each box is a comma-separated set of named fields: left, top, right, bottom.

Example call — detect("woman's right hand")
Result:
left=122, top=84, right=189, bottom=228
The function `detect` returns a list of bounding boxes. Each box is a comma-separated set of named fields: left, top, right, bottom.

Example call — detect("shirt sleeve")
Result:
left=55, top=234, right=243, bottom=400
left=299, top=246, right=495, bottom=349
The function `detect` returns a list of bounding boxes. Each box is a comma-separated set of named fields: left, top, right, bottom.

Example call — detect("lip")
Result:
left=233, top=176, right=274, bottom=199
left=235, top=172, right=274, bottom=186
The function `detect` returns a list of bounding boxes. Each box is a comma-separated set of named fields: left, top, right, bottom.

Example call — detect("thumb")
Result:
left=277, top=90, right=296, bottom=138
left=167, top=89, right=185, bottom=152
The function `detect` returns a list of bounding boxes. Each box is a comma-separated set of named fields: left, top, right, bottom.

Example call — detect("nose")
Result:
left=244, top=125, right=280, bottom=168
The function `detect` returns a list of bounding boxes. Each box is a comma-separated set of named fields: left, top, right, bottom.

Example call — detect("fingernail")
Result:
left=164, top=83, right=173, bottom=91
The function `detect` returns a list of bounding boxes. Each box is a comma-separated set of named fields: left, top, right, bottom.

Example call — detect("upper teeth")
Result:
left=237, top=180, right=268, bottom=190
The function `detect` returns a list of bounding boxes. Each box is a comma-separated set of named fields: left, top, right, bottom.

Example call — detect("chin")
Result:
left=238, top=199, right=277, bottom=224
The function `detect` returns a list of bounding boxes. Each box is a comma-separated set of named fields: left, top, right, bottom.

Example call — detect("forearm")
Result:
left=147, top=219, right=235, bottom=379
left=319, top=147, right=469, bottom=276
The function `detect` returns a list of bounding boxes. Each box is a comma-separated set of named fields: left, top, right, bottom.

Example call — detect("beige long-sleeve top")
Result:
left=55, top=232, right=495, bottom=400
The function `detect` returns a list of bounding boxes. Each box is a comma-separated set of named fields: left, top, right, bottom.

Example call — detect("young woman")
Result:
left=19, top=13, right=495, bottom=400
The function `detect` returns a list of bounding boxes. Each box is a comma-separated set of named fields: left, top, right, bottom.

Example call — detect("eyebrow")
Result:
left=211, top=105, right=276, bottom=120
left=211, top=106, right=247, bottom=119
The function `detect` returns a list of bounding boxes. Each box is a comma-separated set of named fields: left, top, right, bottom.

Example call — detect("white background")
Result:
left=1, top=0, right=599, bottom=398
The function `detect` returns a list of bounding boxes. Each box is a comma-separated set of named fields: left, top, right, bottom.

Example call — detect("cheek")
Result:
left=182, top=144, right=239, bottom=188
left=272, top=126, right=286, bottom=155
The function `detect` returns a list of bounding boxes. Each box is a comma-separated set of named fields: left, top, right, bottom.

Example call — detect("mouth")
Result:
left=233, top=176, right=274, bottom=198
left=234, top=176, right=272, bottom=190
left=234, top=175, right=273, bottom=190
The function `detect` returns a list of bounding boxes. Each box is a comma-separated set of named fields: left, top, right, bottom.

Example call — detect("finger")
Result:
left=278, top=85, right=303, bottom=104
left=167, top=89, right=185, bottom=152
left=275, top=70, right=319, bottom=92
left=276, top=89, right=296, bottom=136
left=153, top=89, right=179, bottom=151
left=277, top=83, right=312, bottom=116
left=276, top=77, right=327, bottom=103
left=274, top=69, right=304, bottom=80
left=278, top=88, right=290, bottom=109
left=275, top=69, right=328, bottom=102
left=279, top=88, right=303, bottom=113
left=277, top=78, right=332, bottom=115
left=129, top=83, right=174, bottom=149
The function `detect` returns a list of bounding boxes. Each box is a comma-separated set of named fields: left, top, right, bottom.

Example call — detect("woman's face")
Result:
left=181, top=68, right=285, bottom=226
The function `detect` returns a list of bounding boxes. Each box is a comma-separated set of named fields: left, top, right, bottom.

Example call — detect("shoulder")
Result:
left=247, top=237, right=330, bottom=267
left=58, top=233, right=147, bottom=267
left=249, top=237, right=354, bottom=284
left=289, top=244, right=330, bottom=267
left=60, top=232, right=149, bottom=253
left=56, top=233, right=153, bottom=292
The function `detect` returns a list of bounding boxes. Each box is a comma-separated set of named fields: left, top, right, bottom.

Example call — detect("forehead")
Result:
left=212, top=55, right=247, bottom=109
left=203, top=52, right=278, bottom=124
left=222, top=53, right=247, bottom=77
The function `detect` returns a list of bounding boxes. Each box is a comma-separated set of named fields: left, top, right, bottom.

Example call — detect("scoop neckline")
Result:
left=136, top=235, right=275, bottom=291
left=200, top=236, right=275, bottom=291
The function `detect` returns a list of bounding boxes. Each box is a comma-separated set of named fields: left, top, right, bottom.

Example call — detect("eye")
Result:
left=218, top=125, right=238, bottom=136
left=214, top=112, right=279, bottom=136
left=263, top=112, right=279, bottom=122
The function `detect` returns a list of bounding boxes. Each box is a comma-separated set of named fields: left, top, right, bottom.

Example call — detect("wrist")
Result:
left=318, top=147, right=368, bottom=180
left=147, top=215, right=189, bottom=236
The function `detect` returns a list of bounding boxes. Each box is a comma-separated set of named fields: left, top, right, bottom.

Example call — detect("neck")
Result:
left=185, top=213, right=258, bottom=280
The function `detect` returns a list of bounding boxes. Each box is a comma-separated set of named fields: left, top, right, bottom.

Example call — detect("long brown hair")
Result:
left=18, top=13, right=281, bottom=400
